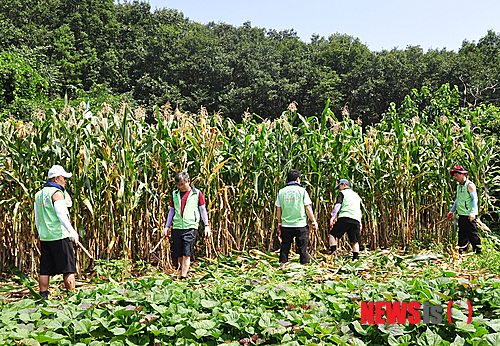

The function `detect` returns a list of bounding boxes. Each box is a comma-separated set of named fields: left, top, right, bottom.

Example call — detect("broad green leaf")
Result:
left=450, top=335, right=465, bottom=346
left=88, top=341, right=108, bottom=346
left=261, top=325, right=287, bottom=336
left=46, top=319, right=65, bottom=330
left=39, top=307, right=60, bottom=316
left=484, top=333, right=500, bottom=345
left=417, top=328, right=442, bottom=346
left=200, top=299, right=219, bottom=308
left=150, top=304, right=169, bottom=316
left=33, top=331, right=67, bottom=343
left=455, top=321, right=476, bottom=333
left=223, top=310, right=241, bottom=329
left=472, top=326, right=489, bottom=338
left=396, top=334, right=413, bottom=346
left=351, top=321, right=369, bottom=336
left=110, top=327, right=126, bottom=336
left=193, top=328, right=209, bottom=339
left=486, top=319, right=500, bottom=332
left=73, top=319, right=93, bottom=335
left=378, top=323, right=403, bottom=336
left=450, top=307, right=468, bottom=322
left=441, top=270, right=458, bottom=277
left=350, top=338, right=367, bottom=346
left=20, top=339, right=41, bottom=346
left=10, top=328, right=30, bottom=340
left=190, top=319, right=216, bottom=330
left=123, top=324, right=142, bottom=337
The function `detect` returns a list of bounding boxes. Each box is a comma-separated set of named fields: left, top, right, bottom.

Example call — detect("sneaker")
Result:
left=39, top=291, right=49, bottom=299
left=279, top=263, right=286, bottom=270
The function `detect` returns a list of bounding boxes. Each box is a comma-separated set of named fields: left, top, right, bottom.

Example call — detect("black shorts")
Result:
left=172, top=228, right=197, bottom=258
left=329, top=218, right=360, bottom=243
left=40, top=238, right=76, bottom=275
left=279, top=226, right=310, bottom=264
left=457, top=215, right=481, bottom=249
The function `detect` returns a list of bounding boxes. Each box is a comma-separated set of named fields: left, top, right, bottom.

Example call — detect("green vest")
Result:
left=278, top=185, right=307, bottom=227
left=338, top=188, right=362, bottom=223
left=172, top=188, right=201, bottom=229
left=456, top=179, right=474, bottom=216
left=35, top=186, right=70, bottom=241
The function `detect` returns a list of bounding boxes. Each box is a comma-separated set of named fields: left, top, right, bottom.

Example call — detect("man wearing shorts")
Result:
left=34, top=165, right=79, bottom=299
left=329, top=179, right=362, bottom=260
left=447, top=165, right=482, bottom=254
left=276, top=170, right=318, bottom=269
left=163, top=172, right=211, bottom=280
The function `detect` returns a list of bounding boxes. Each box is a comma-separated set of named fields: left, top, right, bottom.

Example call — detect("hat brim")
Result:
left=450, top=169, right=468, bottom=175
left=335, top=183, right=341, bottom=190
left=50, top=172, right=72, bottom=178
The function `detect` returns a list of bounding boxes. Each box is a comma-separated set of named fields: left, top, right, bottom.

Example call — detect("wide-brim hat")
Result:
left=450, top=165, right=468, bottom=175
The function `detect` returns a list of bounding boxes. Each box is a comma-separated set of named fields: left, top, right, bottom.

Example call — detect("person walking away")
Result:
left=163, top=172, right=211, bottom=280
left=34, top=165, right=79, bottom=299
left=276, top=170, right=318, bottom=270
left=447, top=165, right=481, bottom=254
left=329, top=179, right=363, bottom=261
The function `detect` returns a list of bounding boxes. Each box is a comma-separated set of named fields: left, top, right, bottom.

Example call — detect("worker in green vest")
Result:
left=34, top=165, right=79, bottom=299
left=447, top=165, right=481, bottom=254
left=276, top=170, right=318, bottom=269
left=329, top=179, right=363, bottom=260
left=163, top=172, right=211, bottom=280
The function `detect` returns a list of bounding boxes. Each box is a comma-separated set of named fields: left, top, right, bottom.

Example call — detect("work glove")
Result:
left=312, top=221, right=318, bottom=230
left=68, top=229, right=79, bottom=243
left=204, top=225, right=211, bottom=237
left=163, top=228, right=171, bottom=238
left=278, top=223, right=282, bottom=232
left=330, top=216, right=336, bottom=227
left=469, top=211, right=477, bottom=221
left=447, top=212, right=454, bottom=220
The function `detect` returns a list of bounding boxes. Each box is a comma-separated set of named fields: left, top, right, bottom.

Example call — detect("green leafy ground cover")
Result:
left=1, top=242, right=500, bottom=346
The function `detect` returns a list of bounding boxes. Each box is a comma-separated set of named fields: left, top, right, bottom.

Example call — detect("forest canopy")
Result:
left=1, top=0, right=500, bottom=125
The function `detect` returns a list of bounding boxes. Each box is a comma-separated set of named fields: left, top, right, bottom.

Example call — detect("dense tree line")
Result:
left=1, top=0, right=500, bottom=124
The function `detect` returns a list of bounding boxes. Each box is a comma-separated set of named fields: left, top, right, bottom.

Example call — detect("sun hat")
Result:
left=48, top=165, right=72, bottom=179
left=335, top=179, right=350, bottom=190
left=450, top=165, right=468, bottom=175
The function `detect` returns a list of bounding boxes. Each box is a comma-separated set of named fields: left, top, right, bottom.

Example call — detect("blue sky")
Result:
left=143, top=0, right=500, bottom=52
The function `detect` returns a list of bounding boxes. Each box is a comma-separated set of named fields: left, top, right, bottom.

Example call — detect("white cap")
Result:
left=48, top=165, right=72, bottom=179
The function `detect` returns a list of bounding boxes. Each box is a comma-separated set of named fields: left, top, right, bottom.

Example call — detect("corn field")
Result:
left=0, top=100, right=498, bottom=274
